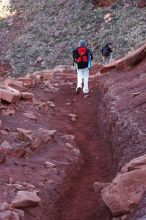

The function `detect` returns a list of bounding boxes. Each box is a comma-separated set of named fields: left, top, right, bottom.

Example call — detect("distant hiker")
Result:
left=101, top=43, right=113, bottom=65
left=72, top=40, right=93, bottom=95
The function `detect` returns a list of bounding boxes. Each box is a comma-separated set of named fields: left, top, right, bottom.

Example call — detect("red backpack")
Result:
left=76, top=47, right=88, bottom=63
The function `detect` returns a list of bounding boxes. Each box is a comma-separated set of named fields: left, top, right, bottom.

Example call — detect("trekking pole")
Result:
left=88, top=52, right=92, bottom=69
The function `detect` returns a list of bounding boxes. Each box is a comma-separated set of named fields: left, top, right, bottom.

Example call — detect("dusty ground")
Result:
left=0, top=70, right=114, bottom=219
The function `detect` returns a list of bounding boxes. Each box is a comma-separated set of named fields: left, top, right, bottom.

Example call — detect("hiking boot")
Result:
left=84, top=93, right=89, bottom=99
left=76, top=87, right=82, bottom=94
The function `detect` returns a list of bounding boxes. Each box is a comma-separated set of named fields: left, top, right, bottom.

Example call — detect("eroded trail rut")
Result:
left=55, top=78, right=114, bottom=220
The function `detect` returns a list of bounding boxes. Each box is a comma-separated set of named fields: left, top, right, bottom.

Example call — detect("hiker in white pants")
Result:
left=77, top=68, right=89, bottom=94
left=72, top=39, right=93, bottom=95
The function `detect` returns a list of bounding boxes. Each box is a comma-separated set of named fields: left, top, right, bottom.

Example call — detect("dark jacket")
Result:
left=101, top=45, right=112, bottom=57
left=72, top=47, right=93, bottom=69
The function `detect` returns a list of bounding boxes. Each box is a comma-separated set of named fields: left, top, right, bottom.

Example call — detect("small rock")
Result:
left=47, top=101, right=55, bottom=108
left=11, top=190, right=41, bottom=208
left=22, top=182, right=36, bottom=189
left=1, top=141, right=11, bottom=150
left=68, top=113, right=77, bottom=118
left=31, top=128, right=56, bottom=150
left=17, top=129, right=32, bottom=143
left=2, top=108, right=15, bottom=116
left=66, top=102, right=71, bottom=106
left=44, top=161, right=56, bottom=168
left=16, top=128, right=32, bottom=134
left=68, top=113, right=77, bottom=122
left=11, top=211, right=20, bottom=220
left=0, top=202, right=9, bottom=211
left=62, top=134, right=75, bottom=140
left=0, top=130, right=8, bottom=135
left=65, top=142, right=73, bottom=148
left=13, top=184, right=25, bottom=191
left=9, top=143, right=28, bottom=158
left=21, top=92, right=34, bottom=100
left=104, top=13, right=113, bottom=23
left=0, top=210, right=11, bottom=220
left=23, top=112, right=37, bottom=120
left=12, top=209, right=24, bottom=218
left=132, top=92, right=141, bottom=97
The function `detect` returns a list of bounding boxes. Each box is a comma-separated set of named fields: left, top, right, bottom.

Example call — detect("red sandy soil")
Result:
left=0, top=72, right=114, bottom=219
left=53, top=76, right=114, bottom=220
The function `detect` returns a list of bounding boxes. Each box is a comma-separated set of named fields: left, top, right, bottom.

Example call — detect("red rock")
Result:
left=4, top=79, right=25, bottom=92
left=21, top=92, right=34, bottom=100
left=121, top=154, right=146, bottom=173
left=18, top=77, right=33, bottom=88
left=101, top=154, right=146, bottom=216
left=17, top=128, right=32, bottom=143
left=100, top=62, right=116, bottom=74
left=31, top=128, right=56, bottom=150
left=116, top=43, right=146, bottom=69
left=42, top=72, right=54, bottom=80
left=32, top=69, right=54, bottom=82
left=93, top=182, right=110, bottom=193
left=10, top=143, right=28, bottom=158
left=11, top=190, right=41, bottom=208
left=2, top=108, right=15, bottom=116
left=0, top=210, right=11, bottom=219
left=0, top=86, right=21, bottom=103
left=0, top=202, right=9, bottom=211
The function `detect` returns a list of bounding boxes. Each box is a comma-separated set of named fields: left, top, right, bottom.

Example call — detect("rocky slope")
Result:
left=0, top=0, right=146, bottom=75
left=97, top=42, right=146, bottom=220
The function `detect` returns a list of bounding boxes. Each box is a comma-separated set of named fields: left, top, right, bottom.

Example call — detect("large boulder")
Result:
left=101, top=154, right=146, bottom=216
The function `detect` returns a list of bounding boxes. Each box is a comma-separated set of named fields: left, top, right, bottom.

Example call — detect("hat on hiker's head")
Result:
left=79, top=40, right=86, bottom=47
left=107, top=42, right=112, bottom=46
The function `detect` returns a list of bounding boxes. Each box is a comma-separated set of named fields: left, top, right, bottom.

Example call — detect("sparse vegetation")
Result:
left=0, top=0, right=146, bottom=75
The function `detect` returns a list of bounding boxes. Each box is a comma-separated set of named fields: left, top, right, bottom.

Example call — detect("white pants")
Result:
left=77, top=68, right=89, bottom=94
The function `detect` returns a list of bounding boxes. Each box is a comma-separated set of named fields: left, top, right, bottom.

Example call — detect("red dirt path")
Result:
left=0, top=73, right=115, bottom=220
left=54, top=76, right=114, bottom=220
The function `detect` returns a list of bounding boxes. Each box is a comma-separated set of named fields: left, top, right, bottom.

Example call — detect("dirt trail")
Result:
left=0, top=72, right=115, bottom=220
left=54, top=77, right=114, bottom=220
